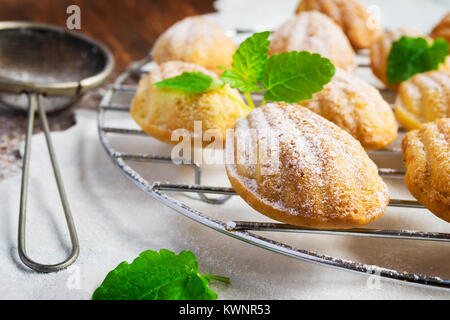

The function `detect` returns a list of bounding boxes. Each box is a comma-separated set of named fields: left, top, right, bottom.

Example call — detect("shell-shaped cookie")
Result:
left=152, top=16, right=236, bottom=74
left=296, top=0, right=382, bottom=49
left=395, top=70, right=450, bottom=131
left=268, top=11, right=356, bottom=72
left=370, top=28, right=450, bottom=90
left=297, top=68, right=398, bottom=150
left=130, top=61, right=248, bottom=145
left=225, top=103, right=389, bottom=229
left=402, top=118, right=450, bottom=222
left=430, top=12, right=450, bottom=44
left=370, top=28, right=423, bottom=90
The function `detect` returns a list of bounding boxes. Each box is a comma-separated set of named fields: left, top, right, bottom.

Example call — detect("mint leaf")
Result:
left=92, top=249, right=228, bottom=300
left=387, top=36, right=449, bottom=84
left=219, top=31, right=270, bottom=93
left=154, top=72, right=223, bottom=93
left=151, top=32, right=335, bottom=107
left=262, top=51, right=336, bottom=103
left=220, top=68, right=263, bottom=92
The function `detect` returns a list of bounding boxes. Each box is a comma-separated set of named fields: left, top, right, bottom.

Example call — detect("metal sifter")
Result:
left=0, top=22, right=114, bottom=272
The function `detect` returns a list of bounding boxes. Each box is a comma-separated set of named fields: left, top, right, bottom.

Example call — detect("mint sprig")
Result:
left=387, top=36, right=449, bottom=84
left=262, top=51, right=336, bottom=103
left=92, top=249, right=229, bottom=300
left=153, top=31, right=336, bottom=108
left=154, top=72, right=223, bottom=93
left=219, top=31, right=271, bottom=108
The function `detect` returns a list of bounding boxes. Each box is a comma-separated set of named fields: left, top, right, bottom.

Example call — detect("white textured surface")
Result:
left=1, top=0, right=450, bottom=300
left=1, top=108, right=450, bottom=299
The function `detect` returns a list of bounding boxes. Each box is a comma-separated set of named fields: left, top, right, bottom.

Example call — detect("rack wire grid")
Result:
left=97, top=29, right=450, bottom=290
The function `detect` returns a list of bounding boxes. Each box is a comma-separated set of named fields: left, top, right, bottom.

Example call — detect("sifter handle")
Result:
left=18, top=93, right=79, bottom=272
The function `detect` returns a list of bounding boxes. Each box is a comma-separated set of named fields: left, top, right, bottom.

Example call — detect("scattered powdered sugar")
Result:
left=0, top=131, right=23, bottom=179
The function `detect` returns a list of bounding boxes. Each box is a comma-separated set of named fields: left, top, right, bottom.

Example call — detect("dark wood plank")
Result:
left=0, top=0, right=216, bottom=72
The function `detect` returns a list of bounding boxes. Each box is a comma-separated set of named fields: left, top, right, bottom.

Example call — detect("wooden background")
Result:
left=0, top=0, right=215, bottom=72
left=0, top=0, right=215, bottom=178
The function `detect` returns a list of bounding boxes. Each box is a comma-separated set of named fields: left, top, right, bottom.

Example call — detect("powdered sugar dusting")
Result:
left=153, top=16, right=225, bottom=54
left=148, top=60, right=217, bottom=83
left=226, top=103, right=389, bottom=227
left=151, top=16, right=236, bottom=72
left=298, top=68, right=398, bottom=149
left=398, top=70, right=450, bottom=124
left=269, top=11, right=356, bottom=71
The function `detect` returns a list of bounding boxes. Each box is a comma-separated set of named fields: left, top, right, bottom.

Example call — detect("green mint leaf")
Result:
left=387, top=36, right=449, bottom=84
left=154, top=72, right=223, bottom=93
left=92, top=249, right=228, bottom=300
left=220, top=68, right=264, bottom=92
left=262, top=51, right=336, bottom=103
left=219, top=31, right=271, bottom=92
left=209, top=77, right=226, bottom=90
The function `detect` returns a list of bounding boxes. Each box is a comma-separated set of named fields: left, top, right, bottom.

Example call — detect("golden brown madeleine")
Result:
left=297, top=68, right=398, bottom=150
left=130, top=61, right=248, bottom=145
left=370, top=28, right=450, bottom=90
left=296, top=0, right=382, bottom=49
left=395, top=70, right=450, bottom=131
left=430, top=12, right=450, bottom=44
left=370, top=28, right=424, bottom=90
left=268, top=11, right=356, bottom=72
left=225, top=103, right=389, bottom=229
left=402, top=118, right=450, bottom=222
left=152, top=16, right=236, bottom=74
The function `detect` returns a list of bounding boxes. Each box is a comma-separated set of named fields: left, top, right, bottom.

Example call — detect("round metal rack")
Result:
left=97, top=30, right=450, bottom=290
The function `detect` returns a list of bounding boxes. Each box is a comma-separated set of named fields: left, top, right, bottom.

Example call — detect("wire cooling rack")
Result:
left=97, top=30, right=450, bottom=290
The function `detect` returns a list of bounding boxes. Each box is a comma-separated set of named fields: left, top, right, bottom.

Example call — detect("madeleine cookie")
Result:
left=297, top=68, right=398, bottom=150
left=268, top=11, right=356, bottom=72
left=402, top=118, right=450, bottom=222
left=370, top=28, right=424, bottom=90
left=430, top=12, right=450, bottom=44
left=152, top=16, right=236, bottom=74
left=370, top=28, right=450, bottom=90
left=296, top=0, right=382, bottom=49
left=131, top=61, right=248, bottom=145
left=395, top=70, right=450, bottom=131
left=225, top=103, right=389, bottom=229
